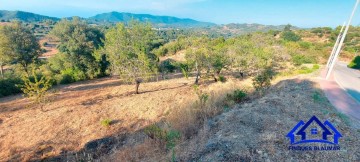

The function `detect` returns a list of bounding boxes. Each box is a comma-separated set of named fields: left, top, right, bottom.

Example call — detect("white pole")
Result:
left=326, top=22, right=346, bottom=67
left=326, top=0, right=360, bottom=80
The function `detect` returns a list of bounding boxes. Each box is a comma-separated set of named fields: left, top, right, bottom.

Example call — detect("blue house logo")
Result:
left=287, top=116, right=342, bottom=145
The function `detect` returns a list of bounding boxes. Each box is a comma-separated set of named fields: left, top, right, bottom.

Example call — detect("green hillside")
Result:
left=88, top=11, right=216, bottom=28
left=0, top=10, right=59, bottom=22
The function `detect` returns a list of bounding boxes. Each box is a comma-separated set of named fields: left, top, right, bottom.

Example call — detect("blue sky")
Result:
left=1, top=0, right=360, bottom=27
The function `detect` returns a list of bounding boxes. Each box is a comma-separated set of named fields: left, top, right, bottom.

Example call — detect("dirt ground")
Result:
left=1, top=72, right=360, bottom=161
left=0, top=75, right=247, bottom=161
left=169, top=76, right=360, bottom=161
left=103, top=75, right=360, bottom=161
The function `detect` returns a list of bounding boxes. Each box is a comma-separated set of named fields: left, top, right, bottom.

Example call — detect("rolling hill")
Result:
left=88, top=11, right=216, bottom=28
left=0, top=10, right=59, bottom=22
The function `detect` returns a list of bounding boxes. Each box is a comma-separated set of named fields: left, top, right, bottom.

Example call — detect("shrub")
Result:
left=144, top=124, right=181, bottom=150
left=348, top=56, right=360, bottom=69
left=292, top=54, right=315, bottom=66
left=58, top=68, right=86, bottom=84
left=219, top=75, right=227, bottom=83
left=159, top=59, right=177, bottom=73
left=100, top=119, right=112, bottom=127
left=0, top=78, right=23, bottom=97
left=312, top=64, right=320, bottom=70
left=57, top=74, right=74, bottom=84
left=252, top=68, right=275, bottom=92
left=193, top=85, right=209, bottom=110
left=227, top=89, right=247, bottom=103
left=18, top=70, right=52, bottom=104
left=281, top=31, right=301, bottom=42
left=178, top=63, right=189, bottom=79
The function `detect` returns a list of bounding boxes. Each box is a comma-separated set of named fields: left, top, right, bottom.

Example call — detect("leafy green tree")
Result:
left=0, top=26, right=11, bottom=78
left=50, top=17, right=104, bottom=80
left=0, top=22, right=41, bottom=74
left=185, top=48, right=209, bottom=84
left=207, top=37, right=230, bottom=81
left=104, top=21, right=157, bottom=94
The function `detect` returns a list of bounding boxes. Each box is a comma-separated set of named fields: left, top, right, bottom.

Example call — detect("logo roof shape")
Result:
left=286, top=116, right=343, bottom=145
left=296, top=116, right=332, bottom=140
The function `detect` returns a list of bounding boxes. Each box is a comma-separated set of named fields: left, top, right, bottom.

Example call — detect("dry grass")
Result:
left=0, top=75, right=248, bottom=161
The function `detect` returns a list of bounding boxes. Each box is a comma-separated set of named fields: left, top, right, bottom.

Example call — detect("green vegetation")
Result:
left=89, top=11, right=215, bottom=28
left=144, top=124, right=181, bottom=150
left=0, top=10, right=59, bottom=22
left=104, top=21, right=157, bottom=94
left=219, top=75, right=226, bottom=82
left=49, top=17, right=105, bottom=81
left=348, top=56, right=360, bottom=69
left=0, top=19, right=333, bottom=99
left=227, top=89, right=247, bottom=103
left=100, top=119, right=112, bottom=127
left=281, top=25, right=301, bottom=42
left=0, top=22, right=41, bottom=74
left=18, top=69, right=52, bottom=104
left=252, top=68, right=275, bottom=92
left=0, top=78, right=23, bottom=97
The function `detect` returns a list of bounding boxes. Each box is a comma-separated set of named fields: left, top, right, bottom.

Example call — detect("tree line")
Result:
left=0, top=19, right=329, bottom=98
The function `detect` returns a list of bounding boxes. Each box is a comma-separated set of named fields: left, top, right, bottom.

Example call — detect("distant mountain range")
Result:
left=0, top=10, right=296, bottom=34
left=0, top=10, right=215, bottom=28
left=88, top=12, right=215, bottom=28
left=0, top=10, right=59, bottom=22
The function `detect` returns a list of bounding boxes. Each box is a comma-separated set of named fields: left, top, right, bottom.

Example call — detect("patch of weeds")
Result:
left=193, top=85, right=209, bottom=109
left=296, top=64, right=320, bottom=74
left=144, top=124, right=181, bottom=150
left=223, top=105, right=231, bottom=112
left=219, top=75, right=227, bottom=83
left=313, top=91, right=326, bottom=103
left=101, top=119, right=112, bottom=127
left=252, top=68, right=274, bottom=93
left=227, top=89, right=247, bottom=103
left=166, top=130, right=181, bottom=150
left=312, top=64, right=320, bottom=70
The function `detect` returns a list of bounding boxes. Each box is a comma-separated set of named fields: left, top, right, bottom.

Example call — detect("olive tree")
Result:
left=104, top=21, right=156, bottom=94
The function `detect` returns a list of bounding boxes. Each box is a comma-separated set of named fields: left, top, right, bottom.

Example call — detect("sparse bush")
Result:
left=312, top=91, right=324, bottom=102
left=193, top=85, right=209, bottom=110
left=100, top=119, right=112, bottom=127
left=312, top=64, right=320, bottom=70
left=348, top=56, right=360, bottom=69
left=227, top=89, right=247, bottom=103
left=292, top=54, right=315, bottom=66
left=178, top=63, right=189, bottom=79
left=296, top=64, right=320, bottom=74
left=219, top=75, right=226, bottom=83
left=18, top=70, right=52, bottom=104
left=281, top=31, right=301, bottom=42
left=144, top=124, right=180, bottom=150
left=252, top=68, right=275, bottom=92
